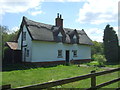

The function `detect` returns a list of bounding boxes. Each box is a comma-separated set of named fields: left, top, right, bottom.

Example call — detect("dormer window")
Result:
left=73, top=35, right=77, bottom=43
left=58, top=32, right=63, bottom=41
left=23, top=32, right=26, bottom=41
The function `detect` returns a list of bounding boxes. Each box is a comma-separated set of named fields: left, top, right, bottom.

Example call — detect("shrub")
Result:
left=92, top=54, right=106, bottom=66
left=86, top=61, right=99, bottom=66
left=3, top=46, right=12, bottom=64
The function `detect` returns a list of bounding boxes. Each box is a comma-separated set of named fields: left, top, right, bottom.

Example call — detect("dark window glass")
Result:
left=26, top=49, right=29, bottom=57
left=23, top=32, right=26, bottom=41
left=58, top=50, right=62, bottom=58
left=73, top=50, right=77, bottom=57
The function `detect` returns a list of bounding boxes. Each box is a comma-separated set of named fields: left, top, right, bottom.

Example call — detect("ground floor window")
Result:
left=58, top=50, right=62, bottom=58
left=73, top=50, right=77, bottom=57
left=26, top=49, right=29, bottom=57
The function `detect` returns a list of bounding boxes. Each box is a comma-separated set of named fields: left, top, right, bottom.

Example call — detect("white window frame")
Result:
left=73, top=50, right=77, bottom=57
left=73, top=35, right=77, bottom=43
left=58, top=50, right=62, bottom=58
left=26, top=49, right=29, bottom=57
left=23, top=32, right=26, bottom=41
left=58, top=33, right=63, bottom=41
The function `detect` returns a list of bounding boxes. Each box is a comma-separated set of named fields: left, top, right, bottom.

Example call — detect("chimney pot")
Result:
left=60, top=14, right=62, bottom=18
left=55, top=13, right=63, bottom=28
left=57, top=13, right=59, bottom=18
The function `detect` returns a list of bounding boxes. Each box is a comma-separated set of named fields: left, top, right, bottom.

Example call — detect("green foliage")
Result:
left=86, top=61, right=99, bottom=66
left=92, top=54, right=106, bottom=66
left=103, top=24, right=119, bottom=63
left=0, top=25, right=19, bottom=59
left=0, top=25, right=19, bottom=47
left=118, top=46, right=120, bottom=64
left=3, top=47, right=12, bottom=64
left=91, top=41, right=104, bottom=56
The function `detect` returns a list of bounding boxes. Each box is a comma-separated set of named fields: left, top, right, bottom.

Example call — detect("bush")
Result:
left=92, top=54, right=106, bottom=66
left=3, top=46, right=12, bottom=64
left=86, top=61, right=99, bottom=66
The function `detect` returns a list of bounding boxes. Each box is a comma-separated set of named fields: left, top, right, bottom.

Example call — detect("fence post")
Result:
left=91, top=70, right=96, bottom=89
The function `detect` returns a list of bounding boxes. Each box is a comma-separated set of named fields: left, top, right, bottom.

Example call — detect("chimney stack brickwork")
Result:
left=55, top=13, right=63, bottom=28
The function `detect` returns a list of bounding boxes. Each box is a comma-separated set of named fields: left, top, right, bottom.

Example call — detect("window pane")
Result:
left=73, top=50, right=77, bottom=57
left=26, top=50, right=29, bottom=57
left=58, top=50, right=62, bottom=57
left=23, top=32, right=26, bottom=41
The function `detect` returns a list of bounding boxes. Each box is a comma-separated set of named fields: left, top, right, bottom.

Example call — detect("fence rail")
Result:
left=2, top=68, right=120, bottom=90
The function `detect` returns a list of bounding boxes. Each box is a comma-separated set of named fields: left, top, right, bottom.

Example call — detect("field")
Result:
left=1, top=64, right=120, bottom=88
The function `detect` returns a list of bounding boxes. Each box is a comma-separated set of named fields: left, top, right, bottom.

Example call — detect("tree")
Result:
left=0, top=25, right=19, bottom=60
left=91, top=41, right=104, bottom=56
left=103, top=24, right=119, bottom=63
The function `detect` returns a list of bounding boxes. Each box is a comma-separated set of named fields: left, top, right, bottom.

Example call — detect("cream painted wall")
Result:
left=31, top=41, right=91, bottom=62
left=17, top=25, right=32, bottom=62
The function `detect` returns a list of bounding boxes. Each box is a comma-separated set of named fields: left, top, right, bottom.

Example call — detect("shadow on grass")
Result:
left=2, top=63, right=37, bottom=71
left=105, top=62, right=120, bottom=65
left=2, top=63, right=67, bottom=71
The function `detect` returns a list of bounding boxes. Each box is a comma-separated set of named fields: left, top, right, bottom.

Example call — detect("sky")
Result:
left=0, top=0, right=119, bottom=42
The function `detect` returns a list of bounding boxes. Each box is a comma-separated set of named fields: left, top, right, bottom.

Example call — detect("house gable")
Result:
left=16, top=16, right=33, bottom=42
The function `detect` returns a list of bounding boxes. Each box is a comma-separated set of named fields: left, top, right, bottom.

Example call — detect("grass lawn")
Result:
left=1, top=64, right=120, bottom=88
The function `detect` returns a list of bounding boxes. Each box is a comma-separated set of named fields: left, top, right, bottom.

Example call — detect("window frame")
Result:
left=73, top=50, right=77, bottom=57
left=73, top=35, right=77, bottom=43
left=57, top=50, right=63, bottom=58
left=23, top=32, right=26, bottom=41
left=58, top=32, right=63, bottom=42
left=26, top=49, right=29, bottom=57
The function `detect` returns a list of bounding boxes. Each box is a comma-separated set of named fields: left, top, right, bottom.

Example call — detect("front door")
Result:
left=66, top=50, right=70, bottom=63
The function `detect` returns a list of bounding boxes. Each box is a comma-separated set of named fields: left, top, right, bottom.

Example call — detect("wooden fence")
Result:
left=2, top=68, right=120, bottom=90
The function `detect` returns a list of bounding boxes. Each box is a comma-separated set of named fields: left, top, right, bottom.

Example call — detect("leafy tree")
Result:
left=103, top=24, right=119, bottom=63
left=0, top=25, right=19, bottom=59
left=92, top=54, right=106, bottom=66
left=91, top=41, right=104, bottom=56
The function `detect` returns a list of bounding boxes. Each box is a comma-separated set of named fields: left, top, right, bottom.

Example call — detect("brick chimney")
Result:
left=55, top=13, right=63, bottom=28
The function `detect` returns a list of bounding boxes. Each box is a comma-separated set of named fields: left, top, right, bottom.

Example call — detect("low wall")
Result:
left=24, top=59, right=91, bottom=66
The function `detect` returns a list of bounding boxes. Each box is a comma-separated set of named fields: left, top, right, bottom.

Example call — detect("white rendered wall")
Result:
left=22, top=25, right=32, bottom=62
left=31, top=41, right=91, bottom=62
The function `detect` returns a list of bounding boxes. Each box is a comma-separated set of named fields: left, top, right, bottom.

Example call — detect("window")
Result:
left=23, top=32, right=26, bottom=41
left=58, top=33, right=63, bottom=42
left=26, top=49, right=29, bottom=57
left=73, top=50, right=77, bottom=57
left=73, top=35, right=77, bottom=43
left=58, top=50, right=62, bottom=58
left=58, top=36, right=63, bottom=41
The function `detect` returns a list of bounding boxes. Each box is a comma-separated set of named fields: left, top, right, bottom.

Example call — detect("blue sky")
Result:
left=0, top=0, right=119, bottom=42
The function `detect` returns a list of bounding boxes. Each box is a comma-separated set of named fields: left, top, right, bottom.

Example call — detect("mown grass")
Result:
left=2, top=64, right=120, bottom=88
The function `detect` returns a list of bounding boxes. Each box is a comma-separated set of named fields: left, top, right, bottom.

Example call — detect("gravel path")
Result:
left=78, top=64, right=116, bottom=70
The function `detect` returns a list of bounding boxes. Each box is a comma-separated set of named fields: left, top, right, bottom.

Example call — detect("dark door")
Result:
left=66, top=50, right=70, bottom=63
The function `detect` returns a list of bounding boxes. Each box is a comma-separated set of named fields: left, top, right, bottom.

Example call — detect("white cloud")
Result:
left=8, top=26, right=19, bottom=34
left=44, top=0, right=85, bottom=2
left=30, top=11, right=43, bottom=16
left=0, top=0, right=44, bottom=15
left=85, top=28, right=104, bottom=42
left=77, top=0, right=119, bottom=25
left=28, top=5, right=44, bottom=16
left=113, top=26, right=118, bottom=35
left=85, top=26, right=118, bottom=42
